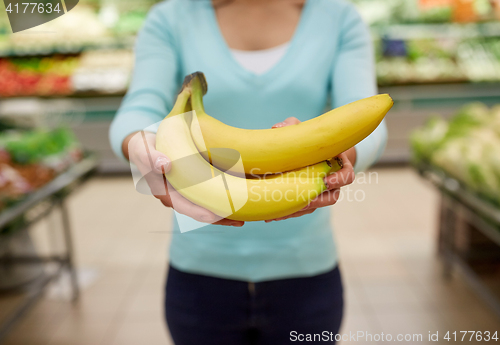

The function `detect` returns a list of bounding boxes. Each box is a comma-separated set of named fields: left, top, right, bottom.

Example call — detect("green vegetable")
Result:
left=411, top=102, right=500, bottom=206
left=0, top=127, right=79, bottom=164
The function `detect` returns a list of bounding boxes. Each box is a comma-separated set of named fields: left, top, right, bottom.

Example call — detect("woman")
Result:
left=110, top=0, right=387, bottom=343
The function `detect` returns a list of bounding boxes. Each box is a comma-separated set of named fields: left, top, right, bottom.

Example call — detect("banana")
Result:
left=187, top=72, right=393, bottom=175
left=156, top=82, right=337, bottom=222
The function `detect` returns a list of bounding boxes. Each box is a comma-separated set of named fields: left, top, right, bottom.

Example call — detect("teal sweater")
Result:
left=109, top=0, right=387, bottom=282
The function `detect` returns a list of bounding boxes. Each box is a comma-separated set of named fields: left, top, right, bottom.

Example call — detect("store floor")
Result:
left=1, top=167, right=500, bottom=345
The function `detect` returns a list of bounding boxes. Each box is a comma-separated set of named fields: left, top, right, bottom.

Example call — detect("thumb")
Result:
left=139, top=131, right=171, bottom=174
left=140, top=148, right=171, bottom=174
left=152, top=151, right=171, bottom=174
left=272, top=117, right=301, bottom=128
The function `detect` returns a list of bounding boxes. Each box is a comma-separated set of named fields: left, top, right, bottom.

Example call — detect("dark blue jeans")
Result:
left=165, top=265, right=344, bottom=345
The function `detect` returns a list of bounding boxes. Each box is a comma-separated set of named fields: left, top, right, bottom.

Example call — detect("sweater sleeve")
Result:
left=109, top=5, right=180, bottom=160
left=331, top=4, right=387, bottom=173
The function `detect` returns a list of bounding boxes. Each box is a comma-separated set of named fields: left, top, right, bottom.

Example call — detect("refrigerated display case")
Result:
left=0, top=153, right=98, bottom=342
left=356, top=0, right=500, bottom=162
left=0, top=0, right=153, bottom=172
left=0, top=123, right=97, bottom=341
left=411, top=102, right=500, bottom=316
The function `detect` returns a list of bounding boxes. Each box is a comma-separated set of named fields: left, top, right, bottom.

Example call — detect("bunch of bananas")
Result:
left=156, top=72, right=393, bottom=222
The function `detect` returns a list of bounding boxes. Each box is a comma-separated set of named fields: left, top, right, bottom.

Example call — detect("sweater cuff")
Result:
left=353, top=139, right=372, bottom=173
left=353, top=120, right=388, bottom=173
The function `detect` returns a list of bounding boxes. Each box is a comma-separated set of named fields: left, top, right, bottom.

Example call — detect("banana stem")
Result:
left=167, top=88, right=191, bottom=118
left=329, top=157, right=344, bottom=174
left=189, top=76, right=206, bottom=113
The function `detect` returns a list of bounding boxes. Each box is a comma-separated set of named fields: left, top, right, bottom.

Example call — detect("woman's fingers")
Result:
left=265, top=187, right=341, bottom=222
left=265, top=208, right=316, bottom=222
left=214, top=219, right=245, bottom=227
left=167, top=186, right=219, bottom=223
left=136, top=131, right=171, bottom=174
left=324, top=152, right=355, bottom=190
left=262, top=149, right=352, bottom=222
left=272, top=116, right=301, bottom=128
left=304, top=188, right=341, bottom=209
left=156, top=184, right=244, bottom=227
left=128, top=131, right=171, bottom=175
left=128, top=131, right=244, bottom=227
left=143, top=168, right=170, bottom=196
left=166, top=183, right=244, bottom=226
left=128, top=131, right=172, bottom=196
left=153, top=155, right=170, bottom=174
left=166, top=197, right=244, bottom=227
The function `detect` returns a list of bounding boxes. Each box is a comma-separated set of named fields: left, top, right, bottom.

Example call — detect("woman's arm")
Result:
left=109, top=6, right=244, bottom=227
left=109, top=5, right=180, bottom=160
left=331, top=3, right=388, bottom=173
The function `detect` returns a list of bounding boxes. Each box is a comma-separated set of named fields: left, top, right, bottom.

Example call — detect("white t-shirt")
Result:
left=230, top=42, right=290, bottom=75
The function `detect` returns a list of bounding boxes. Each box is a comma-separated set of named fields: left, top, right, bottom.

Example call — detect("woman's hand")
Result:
left=123, top=131, right=244, bottom=227
left=266, top=117, right=356, bottom=222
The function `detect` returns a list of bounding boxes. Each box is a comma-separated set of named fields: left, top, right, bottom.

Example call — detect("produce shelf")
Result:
left=0, top=36, right=135, bottom=58
left=381, top=82, right=500, bottom=103
left=0, top=154, right=98, bottom=227
left=373, top=22, right=500, bottom=40
left=415, top=162, right=500, bottom=317
left=0, top=154, right=98, bottom=342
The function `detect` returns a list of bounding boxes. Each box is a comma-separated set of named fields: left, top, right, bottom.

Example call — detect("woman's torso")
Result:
left=213, top=0, right=305, bottom=51
left=146, top=0, right=365, bottom=282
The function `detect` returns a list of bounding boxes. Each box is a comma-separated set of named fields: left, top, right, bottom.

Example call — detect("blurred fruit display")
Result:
left=0, top=0, right=157, bottom=55
left=354, top=0, right=499, bottom=25
left=0, top=0, right=499, bottom=96
left=411, top=103, right=500, bottom=206
left=71, top=50, right=133, bottom=93
left=353, top=0, right=500, bottom=85
left=0, top=56, right=76, bottom=97
left=0, top=127, right=83, bottom=210
left=0, top=50, right=133, bottom=97
left=0, top=0, right=145, bottom=97
left=376, top=35, right=500, bottom=85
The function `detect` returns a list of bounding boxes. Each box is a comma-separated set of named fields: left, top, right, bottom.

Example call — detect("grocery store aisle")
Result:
left=335, top=168, right=500, bottom=343
left=1, top=167, right=499, bottom=345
